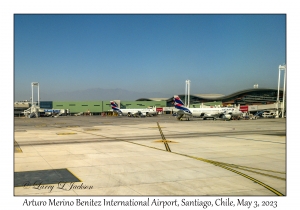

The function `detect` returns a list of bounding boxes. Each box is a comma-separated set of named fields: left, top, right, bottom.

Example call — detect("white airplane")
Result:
left=173, top=95, right=243, bottom=121
left=110, top=101, right=157, bottom=117
left=220, top=107, right=244, bottom=120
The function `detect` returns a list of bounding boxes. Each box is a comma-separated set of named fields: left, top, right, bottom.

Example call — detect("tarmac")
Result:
left=14, top=115, right=286, bottom=196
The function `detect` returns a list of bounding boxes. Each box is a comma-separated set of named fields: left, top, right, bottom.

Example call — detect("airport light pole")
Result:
left=185, top=80, right=191, bottom=108
left=31, top=82, right=39, bottom=116
left=276, top=65, right=286, bottom=118
left=31, top=82, right=39, bottom=106
left=282, top=65, right=286, bottom=118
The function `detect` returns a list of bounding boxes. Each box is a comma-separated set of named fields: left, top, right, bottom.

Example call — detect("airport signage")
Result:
left=248, top=105, right=258, bottom=111
left=156, top=108, right=163, bottom=112
left=240, top=106, right=248, bottom=112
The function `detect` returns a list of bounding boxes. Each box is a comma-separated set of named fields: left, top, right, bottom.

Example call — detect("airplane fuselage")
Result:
left=113, top=108, right=157, bottom=117
left=173, top=95, right=243, bottom=121
left=188, top=108, right=221, bottom=118
left=176, top=107, right=242, bottom=120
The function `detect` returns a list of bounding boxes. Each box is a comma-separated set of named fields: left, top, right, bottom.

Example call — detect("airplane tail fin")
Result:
left=173, top=95, right=187, bottom=110
left=174, top=101, right=184, bottom=110
left=173, top=95, right=184, bottom=105
left=173, top=95, right=192, bottom=118
left=110, top=101, right=122, bottom=115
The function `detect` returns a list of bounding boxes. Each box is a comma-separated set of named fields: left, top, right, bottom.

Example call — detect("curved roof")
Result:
left=136, top=98, right=169, bottom=101
left=136, top=88, right=283, bottom=103
left=192, top=94, right=225, bottom=98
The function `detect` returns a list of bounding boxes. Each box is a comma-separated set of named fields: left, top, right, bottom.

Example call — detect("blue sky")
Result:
left=14, top=14, right=286, bottom=101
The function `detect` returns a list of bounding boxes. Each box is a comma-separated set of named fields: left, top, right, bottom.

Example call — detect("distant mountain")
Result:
left=40, top=88, right=172, bottom=101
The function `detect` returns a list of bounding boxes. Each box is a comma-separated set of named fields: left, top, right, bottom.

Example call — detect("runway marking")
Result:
left=119, top=137, right=285, bottom=195
left=157, top=122, right=171, bottom=152
left=14, top=140, right=23, bottom=153
left=56, top=132, right=77, bottom=135
left=167, top=150, right=285, bottom=196
left=126, top=138, right=285, bottom=195
left=264, top=133, right=286, bottom=137
left=35, top=124, right=47, bottom=127
left=213, top=163, right=284, bottom=196
left=154, top=140, right=177, bottom=143
left=223, top=136, right=285, bottom=144
left=227, top=167, right=285, bottom=180
left=84, top=128, right=100, bottom=131
left=175, top=153, right=286, bottom=179
left=166, top=150, right=286, bottom=195
left=62, top=123, right=285, bottom=196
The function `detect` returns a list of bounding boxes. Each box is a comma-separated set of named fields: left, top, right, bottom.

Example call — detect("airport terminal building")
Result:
left=161, top=88, right=285, bottom=107
left=14, top=88, right=285, bottom=117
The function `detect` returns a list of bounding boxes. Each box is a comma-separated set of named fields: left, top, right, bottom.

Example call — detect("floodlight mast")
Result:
left=276, top=65, right=286, bottom=118
left=185, top=80, right=191, bottom=108
left=282, top=65, right=286, bottom=118
left=31, top=82, right=39, bottom=107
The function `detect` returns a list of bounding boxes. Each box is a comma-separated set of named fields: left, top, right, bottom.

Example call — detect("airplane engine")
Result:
left=138, top=111, right=146, bottom=117
left=222, top=114, right=231, bottom=120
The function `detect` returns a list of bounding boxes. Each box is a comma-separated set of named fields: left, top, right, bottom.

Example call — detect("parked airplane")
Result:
left=173, top=95, right=242, bottom=121
left=221, top=107, right=244, bottom=120
left=173, top=96, right=223, bottom=121
left=110, top=101, right=157, bottom=117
